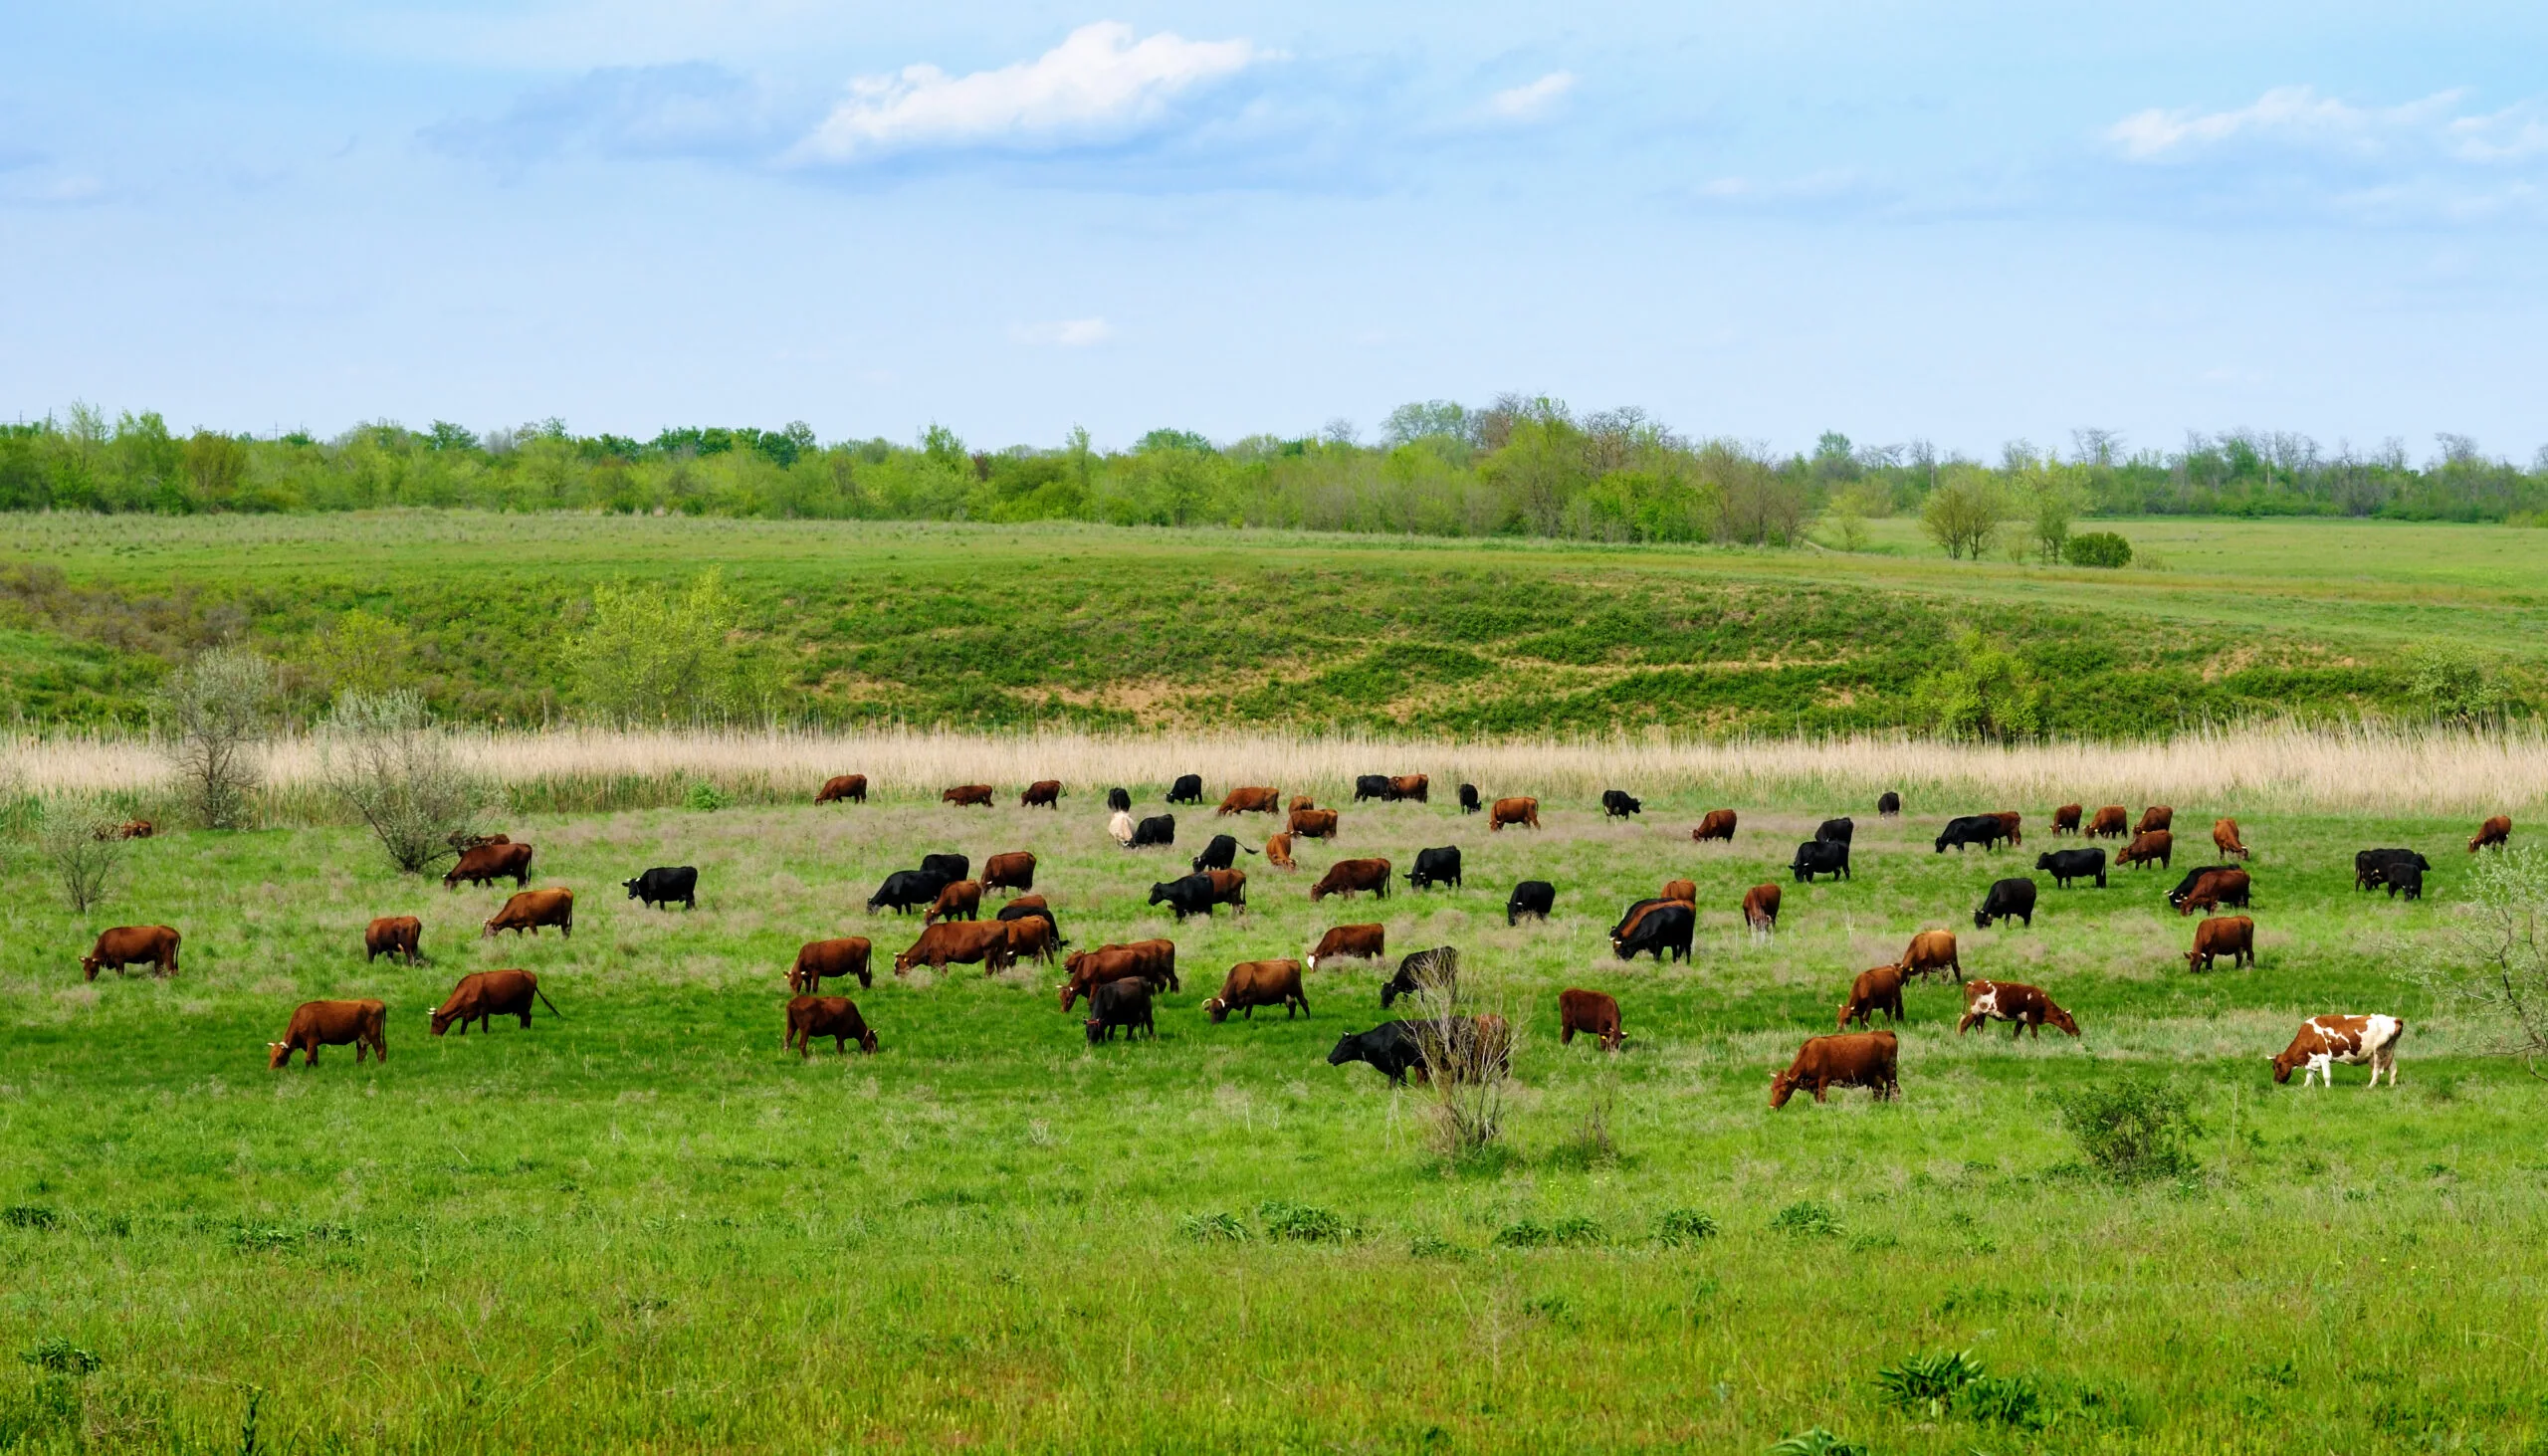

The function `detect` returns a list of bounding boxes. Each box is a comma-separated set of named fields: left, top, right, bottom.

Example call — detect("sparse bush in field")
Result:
left=1876, top=1348, right=1985, bottom=1417
left=1655, top=1208, right=1719, bottom=1246
left=1256, top=1200, right=1349, bottom=1243
left=2050, top=1074, right=2201, bottom=1180
left=35, top=793, right=126, bottom=912
left=1177, top=1212, right=1249, bottom=1244
left=155, top=644, right=274, bottom=829
left=1492, top=1219, right=1549, bottom=1249
left=564, top=570, right=773, bottom=727
left=1550, top=1215, right=1603, bottom=1246
left=2064, top=529, right=2134, bottom=567
left=319, top=689, right=487, bottom=874
left=2406, top=643, right=2504, bottom=725
left=2412, top=846, right=2548, bottom=1071
left=1766, top=1428, right=1867, bottom=1456
left=1962, top=1372, right=2048, bottom=1429
left=1770, top=1200, right=1841, bottom=1238
left=683, top=778, right=730, bottom=811
left=1403, top=958, right=1518, bottom=1160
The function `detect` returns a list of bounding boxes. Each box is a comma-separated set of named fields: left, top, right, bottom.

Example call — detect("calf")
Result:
left=1000, top=915, right=1063, bottom=965
left=867, top=869, right=948, bottom=914
left=1390, top=774, right=1430, bottom=803
left=790, top=936, right=874, bottom=992
left=927, top=880, right=984, bottom=924
left=942, top=783, right=994, bottom=807
left=429, top=969, right=557, bottom=1035
left=1289, top=794, right=1318, bottom=813
left=481, top=888, right=573, bottom=938
left=1558, top=987, right=1622, bottom=1051
left=1770, top=1031, right=1899, bottom=1107
left=623, top=865, right=697, bottom=911
left=1814, top=817, right=1854, bottom=845
left=1202, top=868, right=1248, bottom=911
left=1217, top=786, right=1281, bottom=816
left=1691, top=808, right=1737, bottom=843
left=1506, top=880, right=1555, bottom=925
left=1490, top=796, right=1540, bottom=832
left=1148, top=874, right=1219, bottom=921
left=83, top=925, right=181, bottom=980
left=1131, top=814, right=1176, bottom=848
left=893, top=921, right=1014, bottom=976
left=1265, top=832, right=1297, bottom=870
left=1791, top=840, right=1850, bottom=882
left=2470, top=815, right=2513, bottom=853
left=1106, top=787, right=1133, bottom=813
left=2383, top=863, right=2425, bottom=901
left=1407, top=846, right=1461, bottom=892
left=1935, top=815, right=2007, bottom=853
left=2270, top=1014, right=2404, bottom=1089
left=1836, top=964, right=1904, bottom=1029
left=1974, top=878, right=2036, bottom=929
left=364, top=915, right=422, bottom=963
left=785, top=996, right=878, bottom=1057
left=1993, top=811, right=2023, bottom=847
left=1458, top=783, right=1482, bottom=815
left=1191, top=834, right=1250, bottom=872
left=2087, top=805, right=2128, bottom=839
left=269, top=999, right=387, bottom=1068
left=1601, top=789, right=1642, bottom=818
left=445, top=840, right=533, bottom=890
left=2035, top=847, right=2106, bottom=889
left=983, top=852, right=1037, bottom=894
left=1288, top=808, right=1340, bottom=839
left=1612, top=902, right=1695, bottom=962
left=2052, top=803, right=2083, bottom=835
left=2175, top=867, right=2251, bottom=916
left=1020, top=779, right=1063, bottom=809
left=1380, top=946, right=1457, bottom=1008
left=2186, top=915, right=2253, bottom=972
left=1896, top=929, right=1962, bottom=983
left=2213, top=818, right=2250, bottom=860
left=1957, top=980, right=2078, bottom=1039
left=1328, top=1021, right=1425, bottom=1085
left=1877, top=790, right=1901, bottom=816
left=815, top=774, right=867, bottom=804
left=2354, top=848, right=2430, bottom=892
left=1165, top=774, right=1204, bottom=805
left=2135, top=805, right=2174, bottom=835
left=1354, top=774, right=1393, bottom=802
left=1083, top=977, right=1156, bottom=1044
left=2117, top=830, right=2173, bottom=870
left=1310, top=858, right=1392, bottom=902
left=1743, top=883, right=1782, bottom=940
left=1204, top=959, right=1309, bottom=1022
left=1307, top=923, right=1384, bottom=970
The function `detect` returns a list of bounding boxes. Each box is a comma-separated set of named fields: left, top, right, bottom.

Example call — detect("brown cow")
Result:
left=982, top=852, right=1036, bottom=895
left=428, top=969, right=557, bottom=1035
left=1001, top=915, right=1063, bottom=965
left=445, top=840, right=533, bottom=890
left=1896, top=929, right=1962, bottom=983
left=815, top=773, right=868, bottom=804
left=1836, top=964, right=1904, bottom=1029
left=1558, top=987, right=1622, bottom=1051
left=1957, top=979, right=2078, bottom=1038
left=2470, top=815, right=2513, bottom=852
left=1770, top=1031, right=1899, bottom=1107
left=926, top=880, right=983, bottom=924
left=790, top=936, right=874, bottom=992
left=1389, top=774, right=1429, bottom=803
left=2117, top=830, right=2173, bottom=870
left=1307, top=924, right=1384, bottom=970
left=1309, top=858, right=1392, bottom=902
left=1660, top=878, right=1698, bottom=904
left=1489, top=797, right=1540, bottom=832
left=2213, top=818, right=2250, bottom=859
left=83, top=925, right=181, bottom=980
left=363, top=915, right=422, bottom=963
left=1742, top=883, right=1782, bottom=940
left=942, top=784, right=994, bottom=807
left=1218, top=786, right=1281, bottom=816
left=2270, top=1013, right=2403, bottom=1088
left=2178, top=867, right=2251, bottom=916
left=1020, top=779, right=1063, bottom=809
left=1993, top=811, right=2022, bottom=847
left=785, top=996, right=878, bottom=1057
left=2087, top=805, right=2128, bottom=839
left=894, top=921, right=1013, bottom=976
left=481, top=888, right=573, bottom=938
left=2136, top=805, right=2174, bottom=835
left=95, top=818, right=154, bottom=840
left=2052, top=803, right=2083, bottom=835
left=1611, top=897, right=1691, bottom=945
left=1691, top=808, right=1737, bottom=843
left=1203, top=868, right=1248, bottom=911
left=2186, top=915, right=2254, bottom=972
left=1205, top=959, right=1309, bottom=1022
left=269, top=999, right=387, bottom=1068
left=1265, top=832, right=1297, bottom=869
left=1059, top=939, right=1176, bottom=1008
left=1288, top=807, right=1341, bottom=839
left=1288, top=794, right=1317, bottom=813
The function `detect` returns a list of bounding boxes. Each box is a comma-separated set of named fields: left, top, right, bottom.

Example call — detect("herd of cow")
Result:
left=72, top=774, right=2515, bottom=1103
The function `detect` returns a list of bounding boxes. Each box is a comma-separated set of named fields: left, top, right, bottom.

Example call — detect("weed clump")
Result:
left=1766, top=1429, right=1867, bottom=1456
left=1770, top=1200, right=1841, bottom=1238
left=1655, top=1208, right=1719, bottom=1246
left=2050, top=1074, right=2201, bottom=1180
left=1256, top=1200, right=1349, bottom=1244
left=19, top=1339, right=100, bottom=1375
left=1176, top=1212, right=1249, bottom=1244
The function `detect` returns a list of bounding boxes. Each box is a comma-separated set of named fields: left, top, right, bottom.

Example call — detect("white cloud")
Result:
left=2107, top=86, right=2548, bottom=164
left=1012, top=317, right=1113, bottom=346
left=795, top=22, right=1266, bottom=163
left=1486, top=71, right=1575, bottom=123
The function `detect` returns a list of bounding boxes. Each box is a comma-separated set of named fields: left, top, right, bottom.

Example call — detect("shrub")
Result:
left=1963, top=1372, right=2049, bottom=1430
left=2412, top=846, right=2548, bottom=1070
left=18, top=1338, right=100, bottom=1375
left=320, top=689, right=487, bottom=874
left=1550, top=1215, right=1604, bottom=1246
left=2, top=1204, right=59, bottom=1230
left=1913, top=629, right=2045, bottom=741
left=2064, top=530, right=2133, bottom=567
left=2405, top=644, right=2503, bottom=724
left=1770, top=1200, right=1841, bottom=1238
left=1256, top=1200, right=1349, bottom=1243
left=1406, top=1233, right=1462, bottom=1259
left=684, top=779, right=731, bottom=811
left=2050, top=1074, right=2201, bottom=1180
left=34, top=795, right=126, bottom=913
left=1875, top=1348, right=1985, bottom=1417
left=156, top=644, right=274, bottom=829
left=1176, top=1212, right=1249, bottom=1244
left=1655, top=1208, right=1719, bottom=1246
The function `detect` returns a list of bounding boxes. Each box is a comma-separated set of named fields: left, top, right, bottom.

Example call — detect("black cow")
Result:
left=1878, top=790, right=1902, bottom=816
left=1613, top=903, right=1694, bottom=962
left=1601, top=789, right=1642, bottom=819
left=1407, top=846, right=1462, bottom=892
left=921, top=853, right=969, bottom=884
left=1974, top=877, right=2037, bottom=929
left=1380, top=946, right=1457, bottom=1007
left=1106, top=787, right=1133, bottom=813
left=2166, top=864, right=2247, bottom=911
left=1791, top=841, right=1851, bottom=882
left=623, top=865, right=698, bottom=911
left=1083, top=977, right=1156, bottom=1043
left=1148, top=874, right=1218, bottom=920
left=1935, top=815, right=2008, bottom=853
left=1354, top=774, right=1393, bottom=802
left=1329, top=1021, right=1425, bottom=1085
left=1457, top=783, right=1481, bottom=815
left=2035, top=848, right=2107, bottom=889
left=1191, top=833, right=1251, bottom=872
left=1166, top=774, right=1204, bottom=805
left=1131, top=814, right=1176, bottom=848
left=1507, top=880, right=1555, bottom=926
left=866, top=870, right=948, bottom=915
left=995, top=900, right=1065, bottom=944
left=1815, top=817, right=1854, bottom=845
left=2385, top=863, right=2425, bottom=901
left=2355, top=849, right=2431, bottom=892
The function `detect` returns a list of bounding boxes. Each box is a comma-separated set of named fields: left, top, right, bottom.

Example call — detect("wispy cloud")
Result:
left=1486, top=71, right=1575, bottom=123
left=424, top=63, right=780, bottom=169
left=1011, top=317, right=1113, bottom=346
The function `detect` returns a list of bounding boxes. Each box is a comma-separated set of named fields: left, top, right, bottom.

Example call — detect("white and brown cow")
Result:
left=2270, top=1014, right=2404, bottom=1089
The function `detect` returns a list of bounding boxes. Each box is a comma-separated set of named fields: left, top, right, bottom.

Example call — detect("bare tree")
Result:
left=2412, top=848, right=2548, bottom=1074
left=320, top=689, right=487, bottom=874
left=38, top=794, right=128, bottom=913
left=156, top=645, right=275, bottom=829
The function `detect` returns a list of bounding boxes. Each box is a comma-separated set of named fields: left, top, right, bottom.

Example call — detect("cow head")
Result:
left=1148, top=883, right=1173, bottom=906
left=480, top=918, right=499, bottom=939
left=623, top=879, right=643, bottom=899
left=1769, top=1070, right=1800, bottom=1109
left=1973, top=907, right=1993, bottom=930
left=858, top=1027, right=879, bottom=1054
left=2046, top=1004, right=2081, bottom=1037
left=429, top=1006, right=457, bottom=1036
left=1326, top=1034, right=1365, bottom=1066
left=267, top=1041, right=292, bottom=1070
left=893, top=950, right=916, bottom=976
left=81, top=953, right=101, bottom=982
left=2268, top=1052, right=2298, bottom=1084
left=1204, top=997, right=1230, bottom=1023
left=1083, top=1017, right=1107, bottom=1046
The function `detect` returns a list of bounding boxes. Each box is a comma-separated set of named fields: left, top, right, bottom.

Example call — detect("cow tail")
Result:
left=534, top=986, right=563, bottom=1019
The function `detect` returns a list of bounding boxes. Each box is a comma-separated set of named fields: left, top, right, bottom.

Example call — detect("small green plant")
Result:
left=1766, top=1428, right=1867, bottom=1456
left=1256, top=1200, right=1348, bottom=1243
left=1491, top=1218, right=1550, bottom=1249
left=1406, top=1233, right=1462, bottom=1259
left=1770, top=1200, right=1841, bottom=1238
left=2064, top=529, right=2133, bottom=567
left=1520, top=1292, right=1576, bottom=1325
left=1176, top=1211, right=1249, bottom=1243
left=1962, top=1371, right=2048, bottom=1429
left=3, top=1204, right=59, bottom=1230
left=1876, top=1347, right=1986, bottom=1417
left=19, top=1338, right=101, bottom=1375
left=684, top=778, right=730, bottom=811
left=2050, top=1074, right=2201, bottom=1180
left=1550, top=1215, right=1603, bottom=1246
left=1655, top=1208, right=1719, bottom=1246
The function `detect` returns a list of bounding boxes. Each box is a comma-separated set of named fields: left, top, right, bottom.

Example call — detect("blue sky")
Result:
left=3, top=1, right=2544, bottom=461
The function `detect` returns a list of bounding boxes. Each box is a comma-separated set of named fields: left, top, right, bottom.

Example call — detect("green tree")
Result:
left=2406, top=644, right=2504, bottom=724
left=307, top=609, right=414, bottom=698
left=1920, top=468, right=2005, bottom=560
left=563, top=571, right=769, bottom=726
left=1913, top=631, right=2044, bottom=740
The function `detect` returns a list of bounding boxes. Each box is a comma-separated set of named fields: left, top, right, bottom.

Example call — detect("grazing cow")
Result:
left=2354, top=849, right=2430, bottom=892
left=82, top=925, right=181, bottom=981
left=1020, top=779, right=1063, bottom=809
left=2087, top=805, right=2129, bottom=839
left=1691, top=809, right=1738, bottom=843
left=926, top=880, right=983, bottom=925
left=2471, top=815, right=2513, bottom=853
left=1166, top=774, right=1205, bottom=805
left=1288, top=808, right=1341, bottom=839
left=815, top=774, right=868, bottom=804
left=1288, top=794, right=1317, bottom=813
left=2383, top=863, right=2425, bottom=902
left=866, top=870, right=948, bottom=915
left=1328, top=1021, right=1426, bottom=1085
left=1191, top=834, right=1253, bottom=872
left=1957, top=979, right=2078, bottom=1039
left=1559, top=987, right=1623, bottom=1051
left=1307, top=923, right=1384, bottom=970
left=1877, top=790, right=1902, bottom=816
left=481, top=888, right=573, bottom=939
left=1109, top=810, right=1136, bottom=847
left=1815, top=817, right=1854, bottom=846
left=2135, top=805, right=2174, bottom=835
left=1660, top=878, right=1698, bottom=904
left=1390, top=774, right=1429, bottom=803
left=1993, top=811, right=2023, bottom=847
left=942, top=784, right=994, bottom=807
left=983, top=852, right=1036, bottom=894
left=1792, top=840, right=1850, bottom=882
left=1205, top=959, right=1309, bottom=1022
left=269, top=999, right=387, bottom=1068
left=1310, top=858, right=1393, bottom=902
left=2052, top=803, right=2083, bottom=835
left=364, top=916, right=422, bottom=963
left=445, top=840, right=533, bottom=890
left=2186, top=916, right=2253, bottom=972
left=1380, top=947, right=1457, bottom=1008
left=1601, top=789, right=1642, bottom=819
left=1084, top=977, right=1156, bottom=1044
left=1974, top=878, right=2037, bottom=929
left=893, top=921, right=1014, bottom=976
left=622, top=866, right=697, bottom=911
left=2173, top=867, right=2251, bottom=916
left=109, top=819, right=154, bottom=840
left=1935, top=815, right=2008, bottom=853
left=1148, top=874, right=1220, bottom=921
left=1612, top=902, right=1695, bottom=962
left=1106, top=786, right=1133, bottom=812
left=2035, top=848, right=2107, bottom=889
left=1265, top=832, right=1297, bottom=870
left=2214, top=818, right=2250, bottom=860
left=1836, top=964, right=1905, bottom=1030
left=1506, top=880, right=1556, bottom=926
left=1458, top=783, right=1482, bottom=814
left=2117, top=830, right=2173, bottom=871
left=1896, top=929, right=1962, bottom=983
left=999, top=915, right=1063, bottom=964
left=920, top=853, right=968, bottom=884
left=1770, top=1031, right=1899, bottom=1108
left=1407, top=846, right=1462, bottom=892
left=1131, top=814, right=1177, bottom=848
left=785, top=996, right=878, bottom=1057
left=1490, top=797, right=1541, bottom=832
left=1218, top=786, right=1281, bottom=816
left=1057, top=947, right=1150, bottom=1010
left=1609, top=898, right=1677, bottom=944
left=1743, top=883, right=1782, bottom=940
left=2270, top=1014, right=2405, bottom=1089
left=789, top=936, right=874, bottom=992
left=1354, top=774, right=1393, bottom=802
left=428, top=969, right=557, bottom=1035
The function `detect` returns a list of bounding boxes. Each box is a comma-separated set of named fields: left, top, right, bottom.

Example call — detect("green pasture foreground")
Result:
left=1, top=788, right=2541, bottom=1453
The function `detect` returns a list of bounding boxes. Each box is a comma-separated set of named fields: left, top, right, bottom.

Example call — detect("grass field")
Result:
left=5, top=769, right=2544, bottom=1452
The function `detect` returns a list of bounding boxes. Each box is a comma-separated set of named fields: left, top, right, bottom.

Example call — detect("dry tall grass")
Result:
left=7, top=720, right=2545, bottom=815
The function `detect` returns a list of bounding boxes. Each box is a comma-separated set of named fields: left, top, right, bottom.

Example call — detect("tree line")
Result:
left=5, top=399, right=2544, bottom=541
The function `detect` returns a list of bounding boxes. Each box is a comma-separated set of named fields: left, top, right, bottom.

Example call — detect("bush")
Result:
left=2050, top=1074, right=2201, bottom=1180
left=1176, top=1211, right=1249, bottom=1244
left=156, top=644, right=274, bottom=829
left=1655, top=1208, right=1720, bottom=1246
left=1256, top=1200, right=1349, bottom=1243
left=34, top=795, right=126, bottom=913
left=1913, top=629, right=2047, bottom=741
left=1550, top=1215, right=1604, bottom=1246
left=2405, top=644, right=2503, bottom=724
left=18, top=1338, right=100, bottom=1375
left=2064, top=530, right=2133, bottom=567
left=1, top=1205, right=58, bottom=1231
left=1770, top=1200, right=1841, bottom=1238
left=1491, top=1218, right=1550, bottom=1249
left=684, top=779, right=731, bottom=812
left=1766, top=1429, right=1867, bottom=1456
left=1875, top=1348, right=1984, bottom=1417
left=320, top=689, right=487, bottom=874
